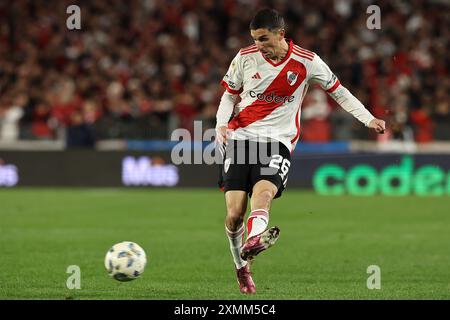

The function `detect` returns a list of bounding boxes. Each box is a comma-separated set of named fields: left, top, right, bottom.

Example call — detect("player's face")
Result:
left=250, top=28, right=285, bottom=60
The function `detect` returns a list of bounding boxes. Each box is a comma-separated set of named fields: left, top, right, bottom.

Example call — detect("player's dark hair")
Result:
left=250, top=8, right=285, bottom=31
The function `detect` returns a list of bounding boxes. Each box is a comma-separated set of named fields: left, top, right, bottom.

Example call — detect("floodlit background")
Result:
left=0, top=0, right=449, bottom=299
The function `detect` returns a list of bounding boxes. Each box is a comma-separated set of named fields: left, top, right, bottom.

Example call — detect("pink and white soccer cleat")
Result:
left=236, top=263, right=256, bottom=294
left=240, top=226, right=280, bottom=261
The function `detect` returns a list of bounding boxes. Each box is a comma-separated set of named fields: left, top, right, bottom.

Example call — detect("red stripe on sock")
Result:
left=225, top=225, right=244, bottom=238
left=249, top=209, right=269, bottom=219
left=246, top=217, right=255, bottom=236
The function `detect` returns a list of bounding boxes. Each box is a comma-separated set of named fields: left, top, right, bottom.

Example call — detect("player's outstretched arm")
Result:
left=310, top=54, right=386, bottom=135
left=329, top=85, right=386, bottom=134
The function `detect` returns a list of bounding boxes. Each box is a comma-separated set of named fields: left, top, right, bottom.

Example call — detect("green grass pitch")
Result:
left=0, top=188, right=449, bottom=299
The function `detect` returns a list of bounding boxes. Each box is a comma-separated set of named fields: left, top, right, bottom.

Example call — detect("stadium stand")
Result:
left=0, top=0, right=448, bottom=148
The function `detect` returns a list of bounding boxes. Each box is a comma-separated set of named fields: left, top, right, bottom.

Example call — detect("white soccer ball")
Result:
left=104, top=241, right=147, bottom=281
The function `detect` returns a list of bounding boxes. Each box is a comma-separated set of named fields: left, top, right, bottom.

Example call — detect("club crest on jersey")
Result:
left=287, top=71, right=299, bottom=86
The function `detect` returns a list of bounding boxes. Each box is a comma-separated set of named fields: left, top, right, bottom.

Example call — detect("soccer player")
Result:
left=216, top=8, right=385, bottom=294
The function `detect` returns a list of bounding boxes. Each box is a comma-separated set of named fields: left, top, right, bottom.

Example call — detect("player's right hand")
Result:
left=215, top=125, right=229, bottom=145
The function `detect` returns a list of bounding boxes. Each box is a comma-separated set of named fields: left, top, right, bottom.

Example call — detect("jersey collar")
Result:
left=261, top=39, right=293, bottom=67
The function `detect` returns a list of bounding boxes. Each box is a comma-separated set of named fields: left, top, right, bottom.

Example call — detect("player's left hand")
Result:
left=368, top=118, right=386, bottom=134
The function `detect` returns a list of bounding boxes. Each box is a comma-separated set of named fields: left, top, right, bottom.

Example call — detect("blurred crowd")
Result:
left=0, top=0, right=448, bottom=148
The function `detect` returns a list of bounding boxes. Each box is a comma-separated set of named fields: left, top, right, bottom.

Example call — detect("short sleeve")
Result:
left=221, top=53, right=243, bottom=94
left=309, top=55, right=341, bottom=94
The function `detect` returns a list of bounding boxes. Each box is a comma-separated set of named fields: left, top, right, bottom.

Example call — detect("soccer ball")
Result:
left=104, top=241, right=147, bottom=281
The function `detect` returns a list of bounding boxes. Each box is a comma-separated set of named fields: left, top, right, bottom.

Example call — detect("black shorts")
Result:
left=218, top=140, right=291, bottom=198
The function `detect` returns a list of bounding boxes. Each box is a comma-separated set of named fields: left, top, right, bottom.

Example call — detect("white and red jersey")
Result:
left=220, top=39, right=342, bottom=152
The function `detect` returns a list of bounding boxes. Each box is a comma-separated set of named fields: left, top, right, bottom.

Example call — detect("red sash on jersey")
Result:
left=228, top=59, right=307, bottom=130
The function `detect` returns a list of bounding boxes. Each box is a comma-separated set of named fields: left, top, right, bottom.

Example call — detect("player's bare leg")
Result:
left=224, top=191, right=256, bottom=294
left=241, top=180, right=280, bottom=261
